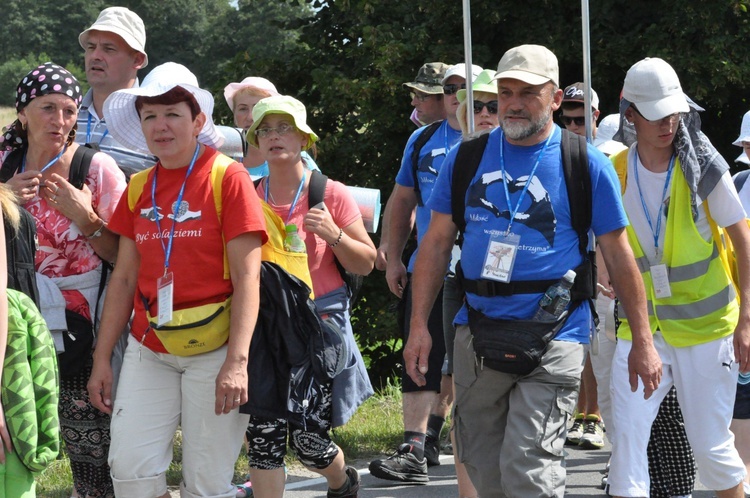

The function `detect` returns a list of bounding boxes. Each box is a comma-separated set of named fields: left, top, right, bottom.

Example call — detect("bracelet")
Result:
left=86, top=220, right=106, bottom=239
left=328, top=228, right=343, bottom=247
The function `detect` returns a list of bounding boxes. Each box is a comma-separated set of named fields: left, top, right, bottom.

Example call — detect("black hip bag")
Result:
left=467, top=305, right=573, bottom=375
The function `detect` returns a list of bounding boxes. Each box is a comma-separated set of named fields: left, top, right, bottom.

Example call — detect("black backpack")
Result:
left=4, top=207, right=39, bottom=308
left=450, top=129, right=597, bottom=308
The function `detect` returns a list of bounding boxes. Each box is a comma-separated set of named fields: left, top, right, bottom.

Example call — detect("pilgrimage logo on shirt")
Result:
left=136, top=201, right=203, bottom=244
left=468, top=170, right=557, bottom=246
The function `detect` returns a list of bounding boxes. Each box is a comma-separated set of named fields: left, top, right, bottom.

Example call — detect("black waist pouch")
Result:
left=467, top=306, right=569, bottom=375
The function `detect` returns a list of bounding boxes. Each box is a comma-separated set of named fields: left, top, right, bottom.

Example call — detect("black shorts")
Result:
left=734, top=381, right=750, bottom=420
left=399, top=275, right=446, bottom=393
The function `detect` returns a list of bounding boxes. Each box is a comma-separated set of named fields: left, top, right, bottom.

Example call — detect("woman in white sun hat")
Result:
left=87, top=62, right=267, bottom=498
left=223, top=76, right=320, bottom=180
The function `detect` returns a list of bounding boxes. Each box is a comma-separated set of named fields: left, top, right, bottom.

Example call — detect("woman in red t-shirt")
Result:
left=87, top=63, right=267, bottom=498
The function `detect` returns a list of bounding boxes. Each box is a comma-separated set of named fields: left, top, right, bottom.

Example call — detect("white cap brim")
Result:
left=737, top=152, right=750, bottom=165
left=628, top=93, right=689, bottom=121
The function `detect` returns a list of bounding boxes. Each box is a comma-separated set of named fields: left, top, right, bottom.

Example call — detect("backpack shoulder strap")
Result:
left=451, top=132, right=491, bottom=238
left=308, top=170, right=328, bottom=208
left=411, top=121, right=443, bottom=207
left=127, top=167, right=155, bottom=212
left=560, top=129, right=591, bottom=256
left=610, top=149, right=628, bottom=196
left=0, top=149, right=25, bottom=183
left=209, top=154, right=234, bottom=279
left=69, top=145, right=97, bottom=190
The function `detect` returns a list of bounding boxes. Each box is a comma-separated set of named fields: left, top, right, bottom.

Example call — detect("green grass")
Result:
left=35, top=383, right=404, bottom=495
left=0, top=107, right=15, bottom=127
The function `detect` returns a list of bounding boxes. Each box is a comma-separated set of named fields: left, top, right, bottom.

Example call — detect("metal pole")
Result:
left=581, top=0, right=593, bottom=143
left=463, top=0, right=474, bottom=134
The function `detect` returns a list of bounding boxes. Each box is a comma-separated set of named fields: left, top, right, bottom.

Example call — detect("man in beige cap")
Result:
left=403, top=44, right=653, bottom=496
left=77, top=6, right=155, bottom=173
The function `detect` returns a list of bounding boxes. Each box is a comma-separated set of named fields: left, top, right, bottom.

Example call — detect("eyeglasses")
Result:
left=410, top=91, right=436, bottom=102
left=254, top=122, right=297, bottom=139
left=632, top=105, right=682, bottom=127
left=473, top=100, right=498, bottom=115
left=560, top=115, right=587, bottom=127
left=442, top=83, right=466, bottom=95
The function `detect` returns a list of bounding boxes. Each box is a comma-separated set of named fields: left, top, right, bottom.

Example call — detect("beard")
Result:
left=501, top=102, right=553, bottom=141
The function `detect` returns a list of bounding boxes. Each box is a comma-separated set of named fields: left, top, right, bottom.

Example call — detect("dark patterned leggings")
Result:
left=59, top=355, right=114, bottom=498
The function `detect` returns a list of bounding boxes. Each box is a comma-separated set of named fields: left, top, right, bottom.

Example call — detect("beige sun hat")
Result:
left=79, top=7, right=148, bottom=67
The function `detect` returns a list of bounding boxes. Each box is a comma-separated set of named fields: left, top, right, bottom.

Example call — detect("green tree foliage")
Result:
left=224, top=0, right=750, bottom=387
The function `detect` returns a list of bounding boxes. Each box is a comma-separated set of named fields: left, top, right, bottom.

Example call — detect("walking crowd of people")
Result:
left=1, top=5, right=750, bottom=498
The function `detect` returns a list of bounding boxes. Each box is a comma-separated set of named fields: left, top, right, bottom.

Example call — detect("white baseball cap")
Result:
left=441, top=63, right=483, bottom=85
left=733, top=110, right=750, bottom=147
left=79, top=7, right=148, bottom=67
left=104, top=63, right=222, bottom=155
left=622, top=57, right=689, bottom=121
left=594, top=114, right=627, bottom=156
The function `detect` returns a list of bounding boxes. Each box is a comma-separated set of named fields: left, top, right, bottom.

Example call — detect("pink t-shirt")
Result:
left=8, top=149, right=127, bottom=317
left=257, top=178, right=361, bottom=297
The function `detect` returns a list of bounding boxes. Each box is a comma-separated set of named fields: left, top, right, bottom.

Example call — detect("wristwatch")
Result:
left=86, top=220, right=106, bottom=239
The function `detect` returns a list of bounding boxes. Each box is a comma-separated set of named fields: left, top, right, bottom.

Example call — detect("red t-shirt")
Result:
left=108, top=147, right=267, bottom=352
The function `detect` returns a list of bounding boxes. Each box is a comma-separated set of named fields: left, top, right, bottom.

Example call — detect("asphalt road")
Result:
left=281, top=440, right=716, bottom=498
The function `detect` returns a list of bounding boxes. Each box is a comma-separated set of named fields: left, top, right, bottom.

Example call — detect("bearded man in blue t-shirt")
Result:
left=404, top=44, right=659, bottom=497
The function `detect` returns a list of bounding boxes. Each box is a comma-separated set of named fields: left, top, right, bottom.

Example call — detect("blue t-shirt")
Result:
left=428, top=126, right=627, bottom=343
left=247, top=151, right=320, bottom=180
left=395, top=120, right=462, bottom=271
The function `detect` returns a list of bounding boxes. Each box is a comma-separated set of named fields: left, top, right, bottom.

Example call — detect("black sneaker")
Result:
left=327, top=466, right=360, bottom=498
left=424, top=435, right=441, bottom=467
left=368, top=443, right=429, bottom=484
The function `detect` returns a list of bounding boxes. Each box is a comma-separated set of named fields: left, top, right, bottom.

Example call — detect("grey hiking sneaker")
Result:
left=566, top=414, right=585, bottom=445
left=424, top=435, right=440, bottom=467
left=368, top=443, right=429, bottom=484
left=327, top=466, right=360, bottom=498
left=578, top=414, right=605, bottom=450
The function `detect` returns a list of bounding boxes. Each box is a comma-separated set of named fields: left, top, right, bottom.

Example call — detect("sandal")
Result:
left=235, top=480, right=253, bottom=498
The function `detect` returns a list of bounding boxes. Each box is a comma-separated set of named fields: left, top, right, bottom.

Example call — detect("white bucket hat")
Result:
left=733, top=110, right=750, bottom=147
left=79, top=7, right=148, bottom=67
left=103, top=62, right=223, bottom=155
left=223, top=77, right=280, bottom=110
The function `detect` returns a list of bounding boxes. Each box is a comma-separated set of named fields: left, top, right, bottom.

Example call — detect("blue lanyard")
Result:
left=86, top=113, right=109, bottom=144
left=498, top=131, right=552, bottom=234
left=264, top=172, right=306, bottom=225
left=634, top=154, right=675, bottom=255
left=21, top=145, right=67, bottom=173
left=151, top=144, right=201, bottom=274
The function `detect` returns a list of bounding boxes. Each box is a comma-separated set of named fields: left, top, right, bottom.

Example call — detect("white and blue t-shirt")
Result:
left=395, top=120, right=462, bottom=272
left=428, top=126, right=627, bottom=343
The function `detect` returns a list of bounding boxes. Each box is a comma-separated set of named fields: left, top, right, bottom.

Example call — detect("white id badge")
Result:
left=157, top=272, right=174, bottom=326
left=481, top=233, right=520, bottom=283
left=651, top=264, right=672, bottom=299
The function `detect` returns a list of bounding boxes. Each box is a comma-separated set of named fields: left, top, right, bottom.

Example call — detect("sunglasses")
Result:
left=632, top=105, right=682, bottom=127
left=560, top=115, right=587, bottom=127
left=442, top=83, right=466, bottom=95
left=410, top=91, right=436, bottom=102
left=473, top=100, right=498, bottom=114
left=254, top=122, right=297, bottom=139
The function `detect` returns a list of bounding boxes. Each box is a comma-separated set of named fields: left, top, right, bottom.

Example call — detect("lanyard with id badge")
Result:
left=153, top=144, right=201, bottom=326
left=481, top=133, right=551, bottom=283
left=635, top=154, right=675, bottom=299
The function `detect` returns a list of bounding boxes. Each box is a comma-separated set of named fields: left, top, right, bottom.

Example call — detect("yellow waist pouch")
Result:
left=144, top=297, right=232, bottom=356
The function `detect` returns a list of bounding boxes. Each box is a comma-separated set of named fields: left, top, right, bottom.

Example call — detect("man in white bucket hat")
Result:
left=76, top=6, right=156, bottom=173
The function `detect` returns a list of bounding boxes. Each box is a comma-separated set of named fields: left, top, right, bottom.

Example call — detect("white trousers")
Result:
left=608, top=332, right=745, bottom=497
left=589, top=294, right=618, bottom=444
left=109, top=335, right=249, bottom=498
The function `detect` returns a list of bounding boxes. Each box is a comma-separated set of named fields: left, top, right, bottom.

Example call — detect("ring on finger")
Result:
left=51, top=194, right=57, bottom=201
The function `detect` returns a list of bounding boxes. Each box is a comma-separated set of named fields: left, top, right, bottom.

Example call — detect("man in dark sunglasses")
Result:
left=560, top=82, right=601, bottom=141
left=370, top=62, right=482, bottom=485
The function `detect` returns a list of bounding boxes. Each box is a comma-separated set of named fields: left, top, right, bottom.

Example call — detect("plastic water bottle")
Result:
left=533, top=270, right=576, bottom=322
left=284, top=224, right=306, bottom=253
